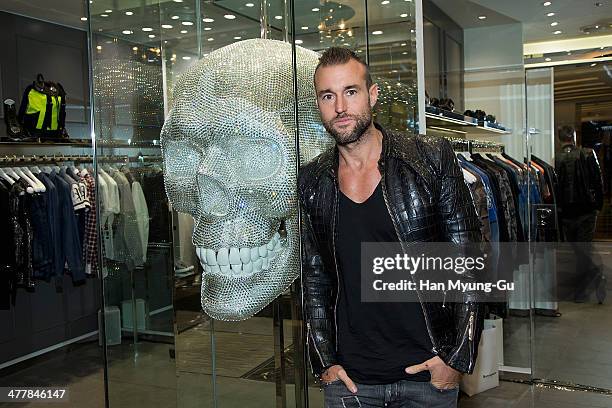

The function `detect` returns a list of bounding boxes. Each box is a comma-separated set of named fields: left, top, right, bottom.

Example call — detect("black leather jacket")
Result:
left=298, top=124, right=485, bottom=377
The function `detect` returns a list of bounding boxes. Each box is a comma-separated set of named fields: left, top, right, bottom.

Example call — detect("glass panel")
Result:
left=423, top=18, right=440, bottom=103
left=368, top=0, right=419, bottom=132
left=88, top=1, right=177, bottom=407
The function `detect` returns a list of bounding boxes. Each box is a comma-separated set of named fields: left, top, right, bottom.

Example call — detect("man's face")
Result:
left=314, top=59, right=378, bottom=145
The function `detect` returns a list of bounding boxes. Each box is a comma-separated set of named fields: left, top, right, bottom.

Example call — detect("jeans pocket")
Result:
left=428, top=381, right=459, bottom=393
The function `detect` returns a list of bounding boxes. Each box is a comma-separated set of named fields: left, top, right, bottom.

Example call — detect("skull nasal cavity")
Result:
left=197, top=174, right=231, bottom=217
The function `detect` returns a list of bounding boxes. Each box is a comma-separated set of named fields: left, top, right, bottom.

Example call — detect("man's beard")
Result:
left=323, top=110, right=372, bottom=146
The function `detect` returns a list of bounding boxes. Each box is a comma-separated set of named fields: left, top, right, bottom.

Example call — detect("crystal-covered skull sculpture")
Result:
left=161, top=39, right=332, bottom=321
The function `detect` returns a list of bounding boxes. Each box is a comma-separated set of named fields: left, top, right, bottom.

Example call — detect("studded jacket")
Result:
left=298, top=124, right=485, bottom=377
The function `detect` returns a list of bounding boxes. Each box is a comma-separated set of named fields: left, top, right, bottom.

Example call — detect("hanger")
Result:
left=0, top=168, right=15, bottom=185
left=12, top=167, right=42, bottom=193
left=20, top=167, right=46, bottom=192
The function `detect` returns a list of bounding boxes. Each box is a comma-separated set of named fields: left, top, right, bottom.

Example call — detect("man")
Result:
left=298, top=47, right=484, bottom=408
left=555, top=125, right=606, bottom=304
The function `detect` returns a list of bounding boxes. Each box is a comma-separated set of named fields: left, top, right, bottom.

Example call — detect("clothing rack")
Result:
left=0, top=154, right=162, bottom=165
left=448, top=138, right=505, bottom=154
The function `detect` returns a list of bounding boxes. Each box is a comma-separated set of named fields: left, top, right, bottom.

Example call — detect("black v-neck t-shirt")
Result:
left=336, top=182, right=435, bottom=384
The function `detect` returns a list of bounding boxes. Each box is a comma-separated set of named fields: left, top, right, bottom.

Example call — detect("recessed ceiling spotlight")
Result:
left=591, top=63, right=597, bottom=66
left=101, top=14, right=108, bottom=17
left=553, top=30, right=562, bottom=34
left=148, top=34, right=156, bottom=38
left=381, top=0, right=390, bottom=4
left=224, top=14, right=236, bottom=19
left=132, top=46, right=138, bottom=51
left=545, top=57, right=552, bottom=61
left=171, top=15, right=180, bottom=20
left=295, top=39, right=303, bottom=44
left=122, top=30, right=133, bottom=34
left=142, top=27, right=153, bottom=31
left=80, top=17, right=87, bottom=21
left=543, top=1, right=552, bottom=6
left=301, top=26, right=309, bottom=30
left=203, top=17, right=214, bottom=23
left=312, top=7, right=320, bottom=11
left=180, top=30, right=188, bottom=33
left=204, top=27, right=212, bottom=31
left=402, top=51, right=408, bottom=55
left=595, top=25, right=600, bottom=28
left=182, top=21, right=194, bottom=25
left=275, top=15, right=283, bottom=20
left=173, top=0, right=183, bottom=2
left=478, top=15, right=487, bottom=20
left=400, top=13, right=408, bottom=17
left=401, top=42, right=407, bottom=46
left=234, top=36, right=242, bottom=39
left=96, top=45, right=102, bottom=50
left=105, top=9, right=112, bottom=12
left=245, top=2, right=255, bottom=6
left=547, top=12, right=555, bottom=16
left=162, top=24, right=173, bottom=29
left=550, top=21, right=558, bottom=26
left=182, top=56, right=191, bottom=60
left=125, top=11, right=133, bottom=16
left=208, top=38, right=214, bottom=41
left=372, top=30, right=383, bottom=35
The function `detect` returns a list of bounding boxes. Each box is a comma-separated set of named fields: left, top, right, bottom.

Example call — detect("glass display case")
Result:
left=88, top=1, right=420, bottom=407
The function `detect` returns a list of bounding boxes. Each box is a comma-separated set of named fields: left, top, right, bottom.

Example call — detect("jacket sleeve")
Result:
left=298, top=175, right=338, bottom=378
left=428, top=138, right=485, bottom=374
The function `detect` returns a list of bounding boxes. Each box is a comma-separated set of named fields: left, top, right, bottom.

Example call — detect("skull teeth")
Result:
left=196, top=232, right=285, bottom=276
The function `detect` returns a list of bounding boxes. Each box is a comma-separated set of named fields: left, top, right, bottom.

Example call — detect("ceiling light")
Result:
left=295, top=39, right=303, bottom=44
left=171, top=15, right=180, bottom=20
left=550, top=21, right=558, bottom=26
left=553, top=30, right=562, bottom=34
left=402, top=51, right=408, bottom=55
left=547, top=12, right=555, bottom=16
left=182, top=21, right=194, bottom=25
left=204, top=27, right=212, bottom=31
left=275, top=15, right=282, bottom=20
left=400, top=13, right=408, bottom=17
left=122, top=30, right=133, bottom=34
left=478, top=15, right=487, bottom=20
left=372, top=30, right=383, bottom=35
left=595, top=25, right=600, bottom=29
left=173, top=0, right=183, bottom=2
left=125, top=11, right=133, bottom=16
left=208, top=38, right=214, bottom=41
left=80, top=17, right=87, bottom=21
left=591, top=63, right=597, bottom=66
left=96, top=45, right=102, bottom=50
left=301, top=26, right=309, bottom=30
left=545, top=57, right=551, bottom=61
left=101, top=14, right=108, bottom=17
left=234, top=36, right=242, bottom=39
left=104, top=9, right=112, bottom=12
left=180, top=30, right=188, bottom=33
left=224, top=14, right=236, bottom=19
left=142, top=27, right=153, bottom=31
left=203, top=18, right=214, bottom=23
left=245, top=2, right=255, bottom=6
left=132, top=46, right=138, bottom=51
left=162, top=24, right=173, bottom=29
left=543, top=1, right=552, bottom=6
left=182, top=56, right=191, bottom=60
left=312, top=7, right=320, bottom=11
left=381, top=0, right=390, bottom=4
left=148, top=34, right=156, bottom=38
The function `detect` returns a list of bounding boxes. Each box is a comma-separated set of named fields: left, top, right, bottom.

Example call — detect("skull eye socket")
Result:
left=228, top=137, right=284, bottom=182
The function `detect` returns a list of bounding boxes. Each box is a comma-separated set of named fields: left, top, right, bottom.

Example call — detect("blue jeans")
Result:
left=324, top=379, right=458, bottom=407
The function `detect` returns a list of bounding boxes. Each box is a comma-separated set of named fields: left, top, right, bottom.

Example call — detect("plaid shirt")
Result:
left=81, top=172, right=98, bottom=276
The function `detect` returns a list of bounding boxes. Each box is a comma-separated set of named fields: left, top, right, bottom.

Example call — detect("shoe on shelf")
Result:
left=3, top=98, right=27, bottom=140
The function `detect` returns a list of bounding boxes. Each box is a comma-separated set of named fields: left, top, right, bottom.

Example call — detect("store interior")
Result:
left=1, top=0, right=612, bottom=407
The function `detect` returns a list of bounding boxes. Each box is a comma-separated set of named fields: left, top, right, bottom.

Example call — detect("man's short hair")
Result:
left=558, top=125, right=575, bottom=143
left=314, top=47, right=373, bottom=89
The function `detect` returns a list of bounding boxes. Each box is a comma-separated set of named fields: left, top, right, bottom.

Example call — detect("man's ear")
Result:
left=369, top=83, right=379, bottom=108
